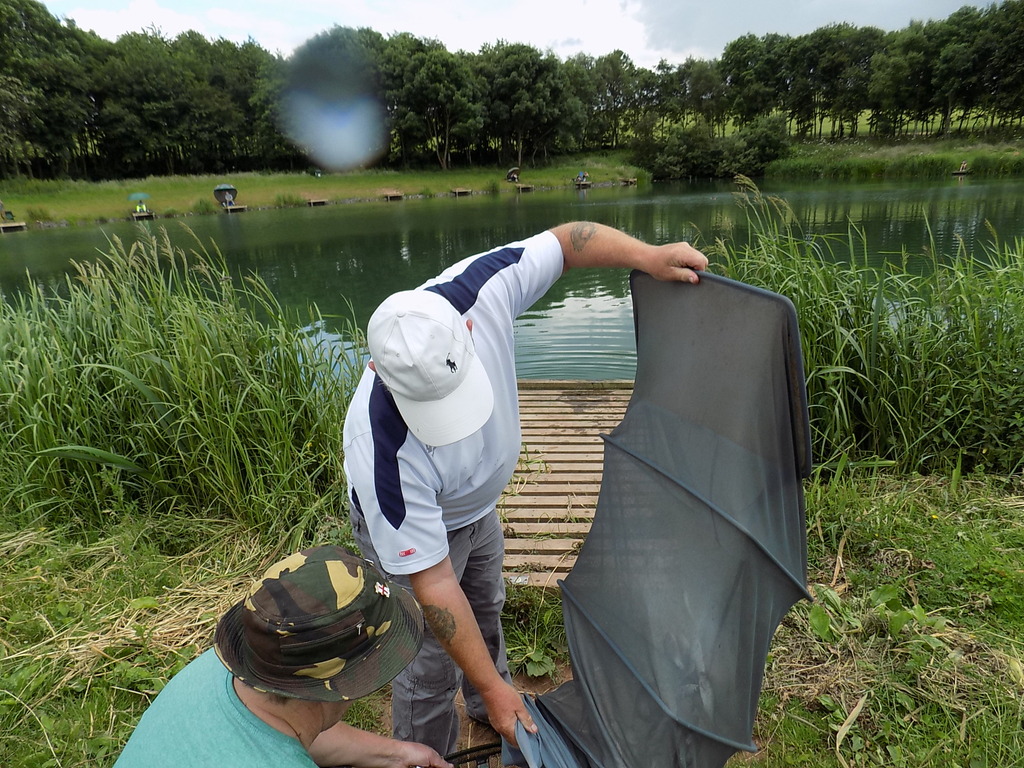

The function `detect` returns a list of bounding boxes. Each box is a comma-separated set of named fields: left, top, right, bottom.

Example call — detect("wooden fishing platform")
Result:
left=500, top=380, right=632, bottom=588
left=307, top=199, right=328, bottom=206
left=224, top=205, right=247, bottom=214
left=515, top=184, right=534, bottom=193
left=0, top=220, right=27, bottom=233
left=382, top=190, right=404, bottom=201
left=132, top=211, right=154, bottom=220
left=451, top=188, right=472, bottom=197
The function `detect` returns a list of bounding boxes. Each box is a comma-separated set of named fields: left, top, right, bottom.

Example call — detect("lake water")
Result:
left=2, top=177, right=1023, bottom=379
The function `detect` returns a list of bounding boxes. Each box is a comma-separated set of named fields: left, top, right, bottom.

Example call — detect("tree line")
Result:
left=1, top=0, right=1022, bottom=181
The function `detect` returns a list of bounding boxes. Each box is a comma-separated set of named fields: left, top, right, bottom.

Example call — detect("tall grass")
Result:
left=711, top=177, right=1024, bottom=475
left=0, top=226, right=363, bottom=550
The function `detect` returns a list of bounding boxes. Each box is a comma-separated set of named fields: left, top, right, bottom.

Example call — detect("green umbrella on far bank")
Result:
left=213, top=184, right=239, bottom=206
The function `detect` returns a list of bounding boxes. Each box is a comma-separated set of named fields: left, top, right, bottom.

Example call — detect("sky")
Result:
left=39, top=0, right=993, bottom=69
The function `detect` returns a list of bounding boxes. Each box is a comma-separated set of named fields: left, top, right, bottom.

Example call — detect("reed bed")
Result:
left=711, top=177, right=1024, bottom=476
left=0, top=225, right=363, bottom=549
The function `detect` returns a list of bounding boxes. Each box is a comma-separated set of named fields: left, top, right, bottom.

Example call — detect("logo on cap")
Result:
left=445, top=355, right=458, bottom=373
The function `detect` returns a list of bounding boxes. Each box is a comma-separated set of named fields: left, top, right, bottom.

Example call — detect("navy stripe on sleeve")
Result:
left=369, top=376, right=411, bottom=530
left=426, top=246, right=525, bottom=312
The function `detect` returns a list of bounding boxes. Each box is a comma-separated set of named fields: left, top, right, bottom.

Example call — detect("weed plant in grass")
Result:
left=756, top=471, right=1024, bottom=768
left=711, top=177, right=1024, bottom=476
left=0, top=226, right=362, bottom=550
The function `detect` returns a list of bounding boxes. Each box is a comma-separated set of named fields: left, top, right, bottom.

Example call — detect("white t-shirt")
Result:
left=343, top=231, right=565, bottom=575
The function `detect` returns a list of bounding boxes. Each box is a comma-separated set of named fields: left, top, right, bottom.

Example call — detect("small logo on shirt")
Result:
left=399, top=548, right=417, bottom=558
left=445, top=355, right=458, bottom=373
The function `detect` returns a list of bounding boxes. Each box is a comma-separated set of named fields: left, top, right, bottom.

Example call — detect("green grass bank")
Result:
left=766, top=137, right=1024, bottom=180
left=0, top=155, right=645, bottom=228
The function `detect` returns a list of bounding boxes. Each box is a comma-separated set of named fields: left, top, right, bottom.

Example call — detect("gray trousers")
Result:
left=350, top=510, right=512, bottom=756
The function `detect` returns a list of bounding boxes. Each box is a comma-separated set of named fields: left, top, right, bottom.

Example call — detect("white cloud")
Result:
left=54, top=0, right=210, bottom=40
left=42, top=0, right=994, bottom=69
left=633, top=0, right=993, bottom=62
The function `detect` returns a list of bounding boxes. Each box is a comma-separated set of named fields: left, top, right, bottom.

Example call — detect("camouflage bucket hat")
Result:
left=214, top=545, right=423, bottom=701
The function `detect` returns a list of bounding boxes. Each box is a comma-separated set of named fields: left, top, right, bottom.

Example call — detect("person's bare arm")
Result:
left=409, top=558, right=537, bottom=747
left=550, top=221, right=708, bottom=282
left=309, top=721, right=452, bottom=768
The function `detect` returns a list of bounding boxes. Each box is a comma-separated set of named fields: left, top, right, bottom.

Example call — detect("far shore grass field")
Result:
left=0, top=155, right=647, bottom=227
left=1, top=136, right=1022, bottom=228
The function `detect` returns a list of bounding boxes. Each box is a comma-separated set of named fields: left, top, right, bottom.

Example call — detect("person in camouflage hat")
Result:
left=114, top=545, right=453, bottom=768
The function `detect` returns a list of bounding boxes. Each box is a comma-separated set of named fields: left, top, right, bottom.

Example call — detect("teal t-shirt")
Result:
left=114, top=648, right=317, bottom=767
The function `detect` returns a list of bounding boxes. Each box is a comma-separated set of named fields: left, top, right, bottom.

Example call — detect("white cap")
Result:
left=367, top=290, right=494, bottom=446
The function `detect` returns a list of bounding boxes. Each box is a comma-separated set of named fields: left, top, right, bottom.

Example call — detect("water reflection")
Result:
left=2, top=178, right=1023, bottom=379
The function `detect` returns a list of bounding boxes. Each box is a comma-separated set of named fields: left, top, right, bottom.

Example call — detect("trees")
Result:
left=592, top=50, right=638, bottom=148
left=0, top=0, right=100, bottom=177
left=0, top=74, right=39, bottom=178
left=401, top=43, right=482, bottom=169
left=93, top=31, right=192, bottom=177
left=562, top=54, right=599, bottom=152
left=378, top=32, right=431, bottom=166
left=823, top=25, right=885, bottom=138
left=720, top=34, right=778, bottom=127
left=683, top=58, right=728, bottom=136
left=982, top=0, right=1024, bottom=127
left=476, top=42, right=572, bottom=165
left=3, top=0, right=1024, bottom=182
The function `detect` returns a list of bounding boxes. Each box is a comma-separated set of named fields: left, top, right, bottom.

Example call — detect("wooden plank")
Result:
left=504, top=538, right=583, bottom=554
left=504, top=554, right=578, bottom=570
left=503, top=513, right=595, bottom=526
left=503, top=572, right=567, bottom=587
left=501, top=381, right=631, bottom=587
left=503, top=489, right=601, bottom=500
left=503, top=522, right=592, bottom=535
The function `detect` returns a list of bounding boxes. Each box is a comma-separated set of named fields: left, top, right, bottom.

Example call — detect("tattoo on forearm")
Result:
left=569, top=222, right=597, bottom=252
left=423, top=604, right=457, bottom=643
